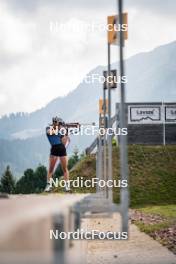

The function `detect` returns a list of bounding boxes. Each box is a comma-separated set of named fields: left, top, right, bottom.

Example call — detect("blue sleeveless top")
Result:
left=46, top=126, right=63, bottom=146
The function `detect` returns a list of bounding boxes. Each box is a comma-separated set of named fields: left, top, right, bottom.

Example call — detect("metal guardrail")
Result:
left=0, top=195, right=88, bottom=264
left=0, top=192, right=126, bottom=264
left=85, top=114, right=117, bottom=155
left=84, top=101, right=129, bottom=233
left=85, top=137, right=98, bottom=155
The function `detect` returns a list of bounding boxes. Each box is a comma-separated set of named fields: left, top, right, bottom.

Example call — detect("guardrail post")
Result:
left=96, top=139, right=99, bottom=194
left=107, top=43, right=113, bottom=203
left=52, top=214, right=66, bottom=264
left=116, top=103, right=119, bottom=144
left=96, top=137, right=103, bottom=194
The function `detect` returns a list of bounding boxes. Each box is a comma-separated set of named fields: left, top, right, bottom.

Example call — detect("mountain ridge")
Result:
left=1, top=40, right=176, bottom=139
left=0, top=40, right=176, bottom=175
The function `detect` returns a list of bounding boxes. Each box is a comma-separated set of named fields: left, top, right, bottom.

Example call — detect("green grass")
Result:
left=55, top=145, right=176, bottom=207
left=137, top=205, right=176, bottom=219
left=53, top=154, right=96, bottom=193
left=134, top=205, right=176, bottom=234
left=135, top=221, right=171, bottom=234
left=132, top=204, right=176, bottom=255
left=113, top=145, right=176, bottom=207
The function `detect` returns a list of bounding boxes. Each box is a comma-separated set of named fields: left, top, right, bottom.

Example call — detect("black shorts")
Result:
left=50, top=144, right=67, bottom=157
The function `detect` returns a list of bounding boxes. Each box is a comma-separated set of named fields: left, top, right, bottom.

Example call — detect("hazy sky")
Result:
left=0, top=0, right=175, bottom=116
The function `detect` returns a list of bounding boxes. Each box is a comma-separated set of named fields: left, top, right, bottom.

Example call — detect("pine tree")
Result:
left=68, top=147, right=80, bottom=170
left=15, top=169, right=35, bottom=194
left=1, top=166, right=15, bottom=194
left=73, top=147, right=79, bottom=163
left=34, top=165, right=47, bottom=192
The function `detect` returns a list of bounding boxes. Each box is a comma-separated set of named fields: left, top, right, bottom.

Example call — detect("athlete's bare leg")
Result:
left=60, top=156, right=69, bottom=181
left=47, top=155, right=58, bottom=182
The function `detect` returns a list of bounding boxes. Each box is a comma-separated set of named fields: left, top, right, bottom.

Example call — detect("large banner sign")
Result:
left=128, top=106, right=161, bottom=124
left=165, top=106, right=176, bottom=122
left=128, top=104, right=176, bottom=124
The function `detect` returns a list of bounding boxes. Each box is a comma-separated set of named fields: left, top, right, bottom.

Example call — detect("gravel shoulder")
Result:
left=82, top=212, right=176, bottom=264
left=130, top=206, right=176, bottom=255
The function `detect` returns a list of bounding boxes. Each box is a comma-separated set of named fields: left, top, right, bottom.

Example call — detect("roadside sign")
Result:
left=128, top=105, right=161, bottom=124
left=107, top=15, right=117, bottom=45
left=99, top=99, right=108, bottom=114
left=99, top=114, right=108, bottom=128
left=107, top=13, right=128, bottom=45
left=165, top=105, right=176, bottom=122
left=103, top=70, right=117, bottom=89
left=128, top=104, right=176, bottom=124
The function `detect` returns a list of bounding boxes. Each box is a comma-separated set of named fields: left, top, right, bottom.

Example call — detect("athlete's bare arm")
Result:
left=62, top=135, right=70, bottom=146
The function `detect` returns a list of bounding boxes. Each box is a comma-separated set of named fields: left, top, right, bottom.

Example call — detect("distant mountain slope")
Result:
left=0, top=41, right=176, bottom=175
left=125, top=41, right=176, bottom=102
left=1, top=41, right=176, bottom=140
left=0, top=132, right=95, bottom=177
left=0, top=65, right=104, bottom=140
left=0, top=136, right=48, bottom=177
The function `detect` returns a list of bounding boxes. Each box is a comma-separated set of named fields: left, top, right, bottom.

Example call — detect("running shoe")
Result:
left=44, top=182, right=53, bottom=192
left=64, top=182, right=71, bottom=192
